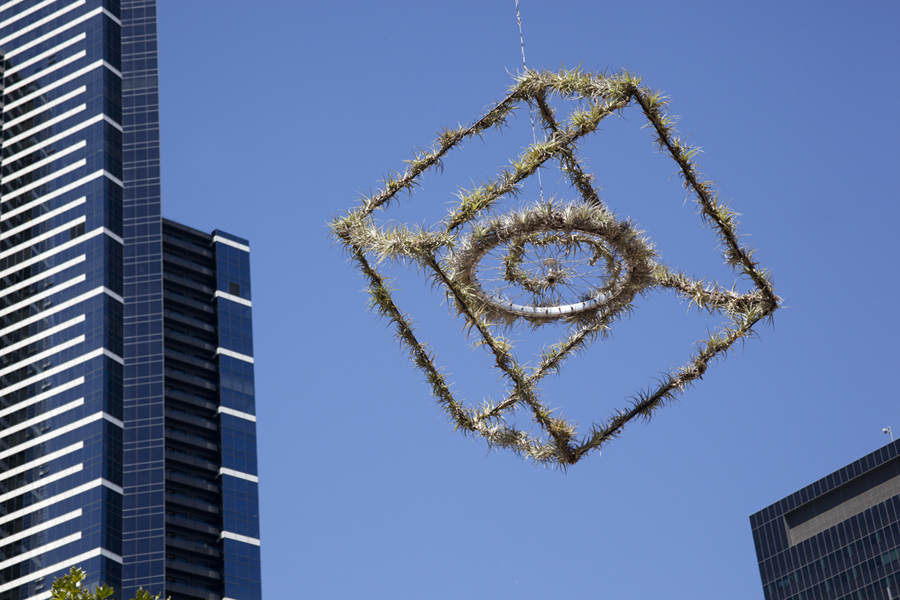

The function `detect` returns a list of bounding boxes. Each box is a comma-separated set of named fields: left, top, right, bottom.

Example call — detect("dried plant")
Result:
left=331, top=68, right=779, bottom=468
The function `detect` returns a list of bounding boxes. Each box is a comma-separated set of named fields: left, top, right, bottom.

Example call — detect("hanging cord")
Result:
left=515, top=0, right=544, bottom=201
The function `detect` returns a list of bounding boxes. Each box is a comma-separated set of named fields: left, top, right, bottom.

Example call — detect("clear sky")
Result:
left=156, top=1, right=899, bottom=598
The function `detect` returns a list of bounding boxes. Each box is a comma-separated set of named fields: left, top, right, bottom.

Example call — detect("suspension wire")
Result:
left=515, top=0, right=545, bottom=202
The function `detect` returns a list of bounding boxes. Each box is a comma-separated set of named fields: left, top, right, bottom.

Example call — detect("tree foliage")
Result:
left=51, top=568, right=160, bottom=600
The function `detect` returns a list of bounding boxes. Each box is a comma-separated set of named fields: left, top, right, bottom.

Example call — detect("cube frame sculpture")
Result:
left=331, top=68, right=779, bottom=467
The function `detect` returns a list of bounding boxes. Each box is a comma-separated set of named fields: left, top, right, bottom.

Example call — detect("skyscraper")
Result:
left=0, top=3, right=261, bottom=600
left=750, top=440, right=900, bottom=600
left=123, top=219, right=260, bottom=600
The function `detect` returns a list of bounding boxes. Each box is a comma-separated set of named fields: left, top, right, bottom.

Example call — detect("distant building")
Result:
left=141, top=219, right=260, bottom=600
left=750, top=440, right=900, bottom=600
left=0, top=3, right=261, bottom=600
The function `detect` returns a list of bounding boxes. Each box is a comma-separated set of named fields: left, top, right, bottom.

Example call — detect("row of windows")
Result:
left=0, top=395, right=115, bottom=453
left=1, top=422, right=122, bottom=502
left=2, top=136, right=120, bottom=217
left=0, top=545, right=123, bottom=600
left=0, top=478, right=115, bottom=556
left=2, top=73, right=120, bottom=167
left=777, top=564, right=897, bottom=600
left=1, top=336, right=123, bottom=415
left=2, top=29, right=87, bottom=91
left=0, top=5, right=117, bottom=75
left=762, top=493, right=900, bottom=584
left=1, top=174, right=120, bottom=238
left=0, top=272, right=87, bottom=336
left=0, top=478, right=120, bottom=540
left=767, top=520, right=900, bottom=599
left=222, top=541, right=262, bottom=600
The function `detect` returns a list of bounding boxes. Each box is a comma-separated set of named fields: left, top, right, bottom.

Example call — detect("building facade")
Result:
left=751, top=440, right=900, bottom=600
left=0, top=3, right=261, bottom=600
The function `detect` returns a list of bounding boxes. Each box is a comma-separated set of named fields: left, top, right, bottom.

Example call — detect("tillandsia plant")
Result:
left=331, top=68, right=779, bottom=468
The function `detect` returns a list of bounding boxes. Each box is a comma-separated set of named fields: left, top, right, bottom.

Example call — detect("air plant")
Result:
left=331, top=68, right=779, bottom=468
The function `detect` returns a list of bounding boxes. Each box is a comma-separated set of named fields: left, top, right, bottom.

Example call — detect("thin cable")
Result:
left=515, top=0, right=544, bottom=202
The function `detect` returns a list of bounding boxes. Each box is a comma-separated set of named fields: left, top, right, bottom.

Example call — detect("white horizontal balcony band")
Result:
left=0, top=347, right=123, bottom=399
left=0, top=411, right=122, bottom=460
left=0, top=287, right=120, bottom=338
left=0, top=0, right=58, bottom=30
left=1, top=159, right=86, bottom=205
left=0, top=0, right=25, bottom=13
left=1, top=196, right=86, bottom=240
left=219, top=532, right=260, bottom=546
left=0, top=377, right=83, bottom=420
left=0, top=531, right=82, bottom=571
left=0, top=275, right=85, bottom=319
left=4, top=138, right=86, bottom=184
left=3, top=85, right=85, bottom=131
left=2, top=34, right=86, bottom=80
left=0, top=478, right=123, bottom=529
left=5, top=49, right=87, bottom=95
left=4, top=137, right=87, bottom=185
left=217, top=406, right=256, bottom=422
left=0, top=254, right=85, bottom=299
left=0, top=215, right=86, bottom=260
left=106, top=167, right=126, bottom=188
left=3, top=104, right=87, bottom=149
left=1, top=167, right=124, bottom=220
left=212, top=235, right=250, bottom=252
left=0, top=264, right=86, bottom=302
left=0, top=442, right=83, bottom=484
left=0, top=114, right=106, bottom=169
left=4, top=6, right=119, bottom=62
left=0, top=0, right=84, bottom=48
left=0, top=315, right=85, bottom=359
left=0, top=226, right=123, bottom=280
left=0, top=334, right=85, bottom=377
left=5, top=59, right=121, bottom=113
left=31, top=591, right=53, bottom=600
left=2, top=113, right=119, bottom=170
left=0, top=509, right=81, bottom=547
left=216, top=348, right=254, bottom=364
left=0, top=234, right=85, bottom=280
left=0, top=398, right=84, bottom=438
left=0, top=333, right=84, bottom=377
left=0, top=217, right=86, bottom=265
left=0, top=275, right=87, bottom=326
left=102, top=5, right=121, bottom=25
left=0, top=547, right=123, bottom=595
left=214, top=290, right=251, bottom=307
left=218, top=468, right=258, bottom=483
left=0, top=463, right=84, bottom=504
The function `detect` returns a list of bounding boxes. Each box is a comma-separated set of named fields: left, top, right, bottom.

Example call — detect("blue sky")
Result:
left=156, top=1, right=899, bottom=598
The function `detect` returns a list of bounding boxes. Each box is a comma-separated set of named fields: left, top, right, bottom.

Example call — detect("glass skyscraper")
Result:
left=751, top=440, right=900, bottom=600
left=0, top=3, right=262, bottom=600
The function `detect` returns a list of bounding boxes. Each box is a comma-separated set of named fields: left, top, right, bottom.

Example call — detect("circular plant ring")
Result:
left=449, top=205, right=656, bottom=324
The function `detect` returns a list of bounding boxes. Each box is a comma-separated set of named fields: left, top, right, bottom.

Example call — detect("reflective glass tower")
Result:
left=751, top=440, right=900, bottom=600
left=0, top=3, right=261, bottom=600
left=0, top=1, right=127, bottom=598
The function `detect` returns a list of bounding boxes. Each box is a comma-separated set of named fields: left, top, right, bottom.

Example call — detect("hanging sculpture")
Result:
left=331, top=69, right=779, bottom=467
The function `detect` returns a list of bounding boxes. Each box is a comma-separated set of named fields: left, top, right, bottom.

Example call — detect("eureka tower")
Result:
left=0, top=3, right=262, bottom=600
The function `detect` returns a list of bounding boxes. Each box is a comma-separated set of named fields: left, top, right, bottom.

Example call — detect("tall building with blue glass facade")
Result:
left=751, top=440, right=900, bottom=600
left=0, top=3, right=261, bottom=600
